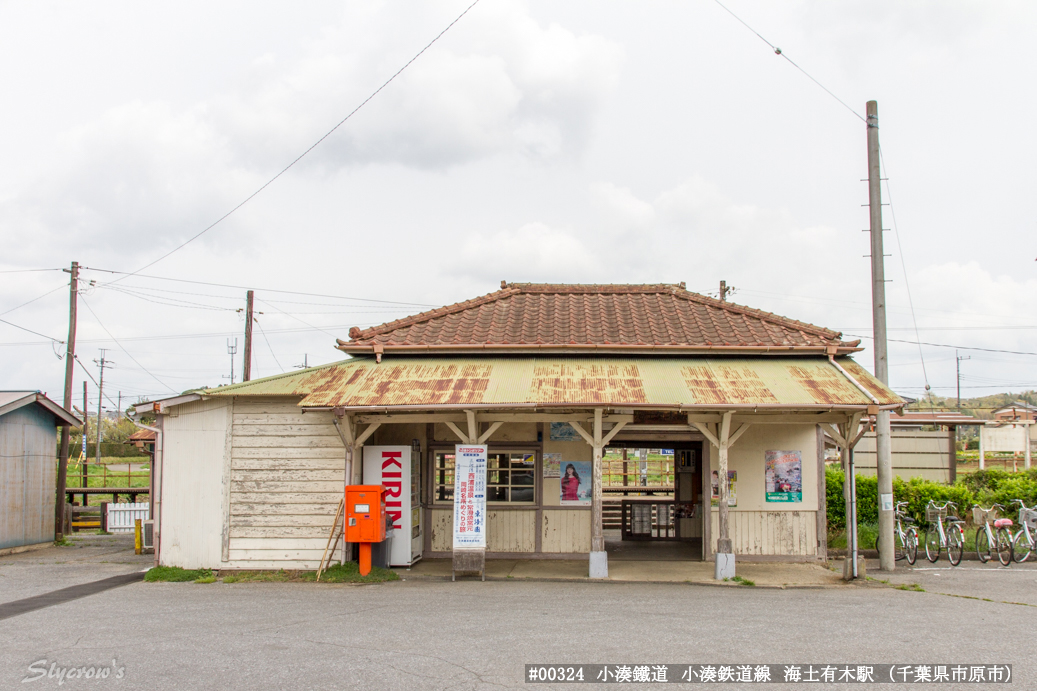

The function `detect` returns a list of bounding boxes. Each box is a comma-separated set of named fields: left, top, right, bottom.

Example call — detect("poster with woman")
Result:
left=710, top=470, right=737, bottom=507
left=765, top=450, right=802, bottom=502
left=559, top=461, right=591, bottom=505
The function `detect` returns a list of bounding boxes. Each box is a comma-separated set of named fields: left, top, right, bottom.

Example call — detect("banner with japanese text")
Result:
left=453, top=444, right=487, bottom=550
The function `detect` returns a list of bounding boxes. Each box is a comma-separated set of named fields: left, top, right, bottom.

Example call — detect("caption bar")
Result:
left=525, top=664, right=1012, bottom=684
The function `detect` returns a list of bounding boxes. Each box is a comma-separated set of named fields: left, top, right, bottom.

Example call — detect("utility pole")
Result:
left=867, top=100, right=894, bottom=572
left=956, top=351, right=970, bottom=409
left=56, top=261, right=78, bottom=539
left=242, top=290, right=254, bottom=382
left=81, top=381, right=88, bottom=490
left=719, top=280, right=730, bottom=302
left=225, top=338, right=238, bottom=385
left=94, top=349, right=112, bottom=470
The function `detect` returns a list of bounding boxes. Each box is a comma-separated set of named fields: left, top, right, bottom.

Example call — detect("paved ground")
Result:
left=1, top=537, right=1033, bottom=690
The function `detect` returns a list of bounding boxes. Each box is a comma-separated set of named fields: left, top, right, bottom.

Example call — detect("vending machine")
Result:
left=363, top=445, right=423, bottom=566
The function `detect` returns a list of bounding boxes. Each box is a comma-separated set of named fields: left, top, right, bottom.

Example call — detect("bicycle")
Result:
left=1010, top=499, right=1037, bottom=564
left=873, top=501, right=918, bottom=565
left=924, top=500, right=965, bottom=565
left=972, top=504, right=1013, bottom=566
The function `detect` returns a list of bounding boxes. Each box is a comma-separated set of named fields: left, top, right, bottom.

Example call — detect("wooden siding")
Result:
left=160, top=398, right=231, bottom=568
left=541, top=510, right=591, bottom=553
left=225, top=399, right=344, bottom=569
left=855, top=430, right=952, bottom=483
left=429, top=508, right=539, bottom=553
left=709, top=510, right=817, bottom=556
left=0, top=405, right=56, bottom=550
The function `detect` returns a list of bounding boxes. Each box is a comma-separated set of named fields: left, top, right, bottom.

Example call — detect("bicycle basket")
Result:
left=926, top=504, right=947, bottom=522
left=972, top=506, right=993, bottom=525
left=1023, top=509, right=1037, bottom=530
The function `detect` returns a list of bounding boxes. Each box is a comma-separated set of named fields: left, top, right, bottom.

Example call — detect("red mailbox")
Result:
left=345, top=485, right=386, bottom=575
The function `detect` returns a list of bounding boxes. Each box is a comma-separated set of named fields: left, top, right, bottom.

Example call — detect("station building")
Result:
left=134, top=283, right=902, bottom=576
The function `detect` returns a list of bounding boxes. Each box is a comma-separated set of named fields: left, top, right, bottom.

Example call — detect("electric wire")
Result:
left=254, top=317, right=285, bottom=373
left=79, top=296, right=179, bottom=394
left=256, top=298, right=339, bottom=339
left=0, top=283, right=68, bottom=317
left=82, top=266, right=437, bottom=307
left=108, top=0, right=484, bottom=282
left=711, top=0, right=866, bottom=123
left=847, top=333, right=1037, bottom=357
left=0, top=268, right=63, bottom=274
left=0, top=317, right=64, bottom=344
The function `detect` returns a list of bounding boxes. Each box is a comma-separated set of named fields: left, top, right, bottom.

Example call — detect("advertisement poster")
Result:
left=452, top=444, right=487, bottom=549
left=550, top=422, right=581, bottom=441
left=765, top=450, right=803, bottom=502
left=710, top=470, right=737, bottom=507
left=559, top=460, right=592, bottom=505
left=543, top=453, right=562, bottom=478
left=363, top=445, right=415, bottom=566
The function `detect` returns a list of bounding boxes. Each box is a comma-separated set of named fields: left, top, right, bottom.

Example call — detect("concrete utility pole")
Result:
left=226, top=338, right=238, bottom=385
left=56, top=261, right=78, bottom=539
left=867, top=100, right=895, bottom=572
left=956, top=352, right=970, bottom=409
left=94, top=349, right=112, bottom=470
left=81, top=381, right=88, bottom=490
left=242, top=290, right=254, bottom=382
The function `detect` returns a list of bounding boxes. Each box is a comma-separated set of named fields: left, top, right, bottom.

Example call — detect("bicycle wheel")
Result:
left=947, top=524, right=964, bottom=566
left=925, top=525, right=941, bottom=563
left=996, top=528, right=1013, bottom=566
left=905, top=527, right=918, bottom=565
left=976, top=527, right=991, bottom=563
left=1012, top=531, right=1034, bottom=564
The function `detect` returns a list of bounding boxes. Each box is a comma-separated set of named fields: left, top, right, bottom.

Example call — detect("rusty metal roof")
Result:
left=338, top=283, right=862, bottom=357
left=203, top=356, right=902, bottom=411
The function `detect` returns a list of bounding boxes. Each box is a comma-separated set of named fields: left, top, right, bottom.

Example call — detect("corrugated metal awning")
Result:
left=204, top=356, right=902, bottom=411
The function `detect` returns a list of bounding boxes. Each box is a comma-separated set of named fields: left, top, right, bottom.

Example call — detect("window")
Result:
left=432, top=450, right=537, bottom=504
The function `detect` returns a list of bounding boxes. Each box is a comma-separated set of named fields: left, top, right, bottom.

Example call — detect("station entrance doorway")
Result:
left=602, top=442, right=704, bottom=561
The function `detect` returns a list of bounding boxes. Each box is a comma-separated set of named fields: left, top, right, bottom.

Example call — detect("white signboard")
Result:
left=453, top=444, right=487, bottom=550
left=981, top=425, right=1029, bottom=453
left=363, top=445, right=419, bottom=567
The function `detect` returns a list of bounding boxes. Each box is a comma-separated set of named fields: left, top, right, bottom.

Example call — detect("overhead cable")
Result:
left=108, top=0, right=484, bottom=281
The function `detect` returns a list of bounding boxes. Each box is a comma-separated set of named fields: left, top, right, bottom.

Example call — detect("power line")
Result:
left=254, top=317, right=285, bottom=374
left=0, top=283, right=68, bottom=317
left=711, top=0, right=865, bottom=123
left=847, top=333, right=1037, bottom=357
left=109, top=0, right=484, bottom=282
left=0, top=316, right=64, bottom=343
left=79, top=296, right=179, bottom=394
left=0, top=268, right=63, bottom=274
left=82, top=266, right=437, bottom=307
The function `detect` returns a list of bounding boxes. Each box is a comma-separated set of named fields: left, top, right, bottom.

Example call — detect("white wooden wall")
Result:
left=541, top=510, right=591, bottom=553
left=709, top=510, right=817, bottom=557
left=225, top=398, right=344, bottom=569
left=428, top=508, right=546, bottom=553
left=855, top=430, right=952, bottom=483
left=159, top=398, right=232, bottom=569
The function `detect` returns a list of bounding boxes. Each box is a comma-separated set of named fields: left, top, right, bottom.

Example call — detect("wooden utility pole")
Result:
left=56, top=261, right=78, bottom=539
left=719, top=280, right=729, bottom=302
left=242, top=290, right=254, bottom=382
left=867, top=100, right=894, bottom=572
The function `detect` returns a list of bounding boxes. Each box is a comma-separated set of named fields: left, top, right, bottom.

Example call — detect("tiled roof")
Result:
left=337, top=283, right=860, bottom=357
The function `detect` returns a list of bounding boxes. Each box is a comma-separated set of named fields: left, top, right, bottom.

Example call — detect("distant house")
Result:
left=992, top=401, right=1037, bottom=422
left=0, top=391, right=80, bottom=554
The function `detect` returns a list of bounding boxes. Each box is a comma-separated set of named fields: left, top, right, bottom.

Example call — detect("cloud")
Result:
left=0, top=0, right=623, bottom=266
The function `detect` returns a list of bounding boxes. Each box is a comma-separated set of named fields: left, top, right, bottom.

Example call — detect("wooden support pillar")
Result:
left=569, top=410, right=627, bottom=579
left=948, top=425, right=957, bottom=484
left=1024, top=424, right=1031, bottom=470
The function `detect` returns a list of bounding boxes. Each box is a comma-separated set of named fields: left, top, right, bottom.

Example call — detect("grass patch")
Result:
left=300, top=562, right=399, bottom=584
left=144, top=566, right=213, bottom=583
left=895, top=583, right=925, bottom=592
left=53, top=537, right=72, bottom=547
left=731, top=575, right=756, bottom=587
left=220, top=569, right=295, bottom=583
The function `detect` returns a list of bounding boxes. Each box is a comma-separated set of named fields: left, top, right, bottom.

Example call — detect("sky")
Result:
left=1, top=0, right=1035, bottom=412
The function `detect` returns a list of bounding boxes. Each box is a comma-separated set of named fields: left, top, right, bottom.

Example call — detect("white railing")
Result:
left=106, top=502, right=150, bottom=533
